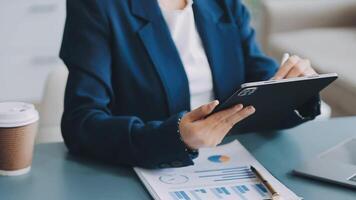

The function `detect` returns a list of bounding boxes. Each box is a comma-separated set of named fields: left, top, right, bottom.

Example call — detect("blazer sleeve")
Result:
left=233, top=1, right=278, bottom=82
left=59, top=0, right=193, bottom=168
left=231, top=0, right=321, bottom=129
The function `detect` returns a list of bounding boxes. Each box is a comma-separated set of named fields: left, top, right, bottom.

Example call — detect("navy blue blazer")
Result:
left=60, top=0, right=320, bottom=168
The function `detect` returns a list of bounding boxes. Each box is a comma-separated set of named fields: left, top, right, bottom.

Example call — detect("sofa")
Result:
left=36, top=66, right=67, bottom=143
left=260, top=0, right=356, bottom=116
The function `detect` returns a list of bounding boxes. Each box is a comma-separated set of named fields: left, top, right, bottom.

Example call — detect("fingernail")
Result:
left=208, top=100, right=219, bottom=108
left=212, top=100, right=219, bottom=106
left=247, top=106, right=255, bottom=113
left=235, top=104, right=243, bottom=110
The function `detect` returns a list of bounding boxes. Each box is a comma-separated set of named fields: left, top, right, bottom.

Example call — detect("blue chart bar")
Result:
left=170, top=192, right=180, bottom=200
left=180, top=191, right=191, bottom=200
left=210, top=187, right=233, bottom=199
left=220, top=187, right=230, bottom=195
left=242, top=185, right=249, bottom=191
left=170, top=191, right=191, bottom=200
left=170, top=192, right=181, bottom=200
left=256, top=184, right=268, bottom=193
left=214, top=176, right=255, bottom=182
left=176, top=192, right=183, bottom=199
left=194, top=166, right=248, bottom=173
left=236, top=185, right=246, bottom=193
left=200, top=189, right=206, bottom=193
left=232, top=186, right=248, bottom=200
left=190, top=191, right=202, bottom=200
left=211, top=188, right=223, bottom=199
left=253, top=184, right=268, bottom=197
left=194, top=166, right=256, bottom=182
left=189, top=188, right=210, bottom=200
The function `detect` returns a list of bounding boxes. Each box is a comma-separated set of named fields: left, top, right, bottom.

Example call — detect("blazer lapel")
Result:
left=193, top=0, right=245, bottom=102
left=131, top=0, right=191, bottom=115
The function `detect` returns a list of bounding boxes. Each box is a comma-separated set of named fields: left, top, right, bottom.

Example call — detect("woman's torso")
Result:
left=62, top=0, right=255, bottom=122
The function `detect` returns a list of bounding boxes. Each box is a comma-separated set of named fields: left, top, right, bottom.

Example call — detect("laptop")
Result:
left=294, top=137, right=356, bottom=188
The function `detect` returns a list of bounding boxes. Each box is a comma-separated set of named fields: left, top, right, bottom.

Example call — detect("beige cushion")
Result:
left=269, top=27, right=356, bottom=115
left=260, top=0, right=356, bottom=51
left=36, top=66, right=68, bottom=143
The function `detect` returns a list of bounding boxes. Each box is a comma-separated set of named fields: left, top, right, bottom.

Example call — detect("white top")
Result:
left=0, top=102, right=39, bottom=127
left=158, top=0, right=215, bottom=110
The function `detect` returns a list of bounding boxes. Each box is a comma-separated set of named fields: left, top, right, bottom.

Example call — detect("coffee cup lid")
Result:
left=0, top=102, right=39, bottom=128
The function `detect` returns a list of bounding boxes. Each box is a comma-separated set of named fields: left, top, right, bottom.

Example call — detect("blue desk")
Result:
left=1, top=117, right=356, bottom=199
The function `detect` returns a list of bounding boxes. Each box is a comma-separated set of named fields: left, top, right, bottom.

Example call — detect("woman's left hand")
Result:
left=272, top=55, right=317, bottom=80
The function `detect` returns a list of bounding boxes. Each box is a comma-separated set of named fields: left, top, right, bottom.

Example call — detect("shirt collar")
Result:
left=158, top=0, right=194, bottom=12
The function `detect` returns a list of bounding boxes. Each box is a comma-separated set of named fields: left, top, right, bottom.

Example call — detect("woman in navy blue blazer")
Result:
left=60, top=0, right=320, bottom=168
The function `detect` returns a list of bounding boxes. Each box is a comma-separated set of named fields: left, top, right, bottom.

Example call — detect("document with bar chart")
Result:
left=134, top=140, right=302, bottom=200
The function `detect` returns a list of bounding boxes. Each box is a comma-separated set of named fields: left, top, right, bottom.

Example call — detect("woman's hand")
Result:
left=179, top=101, right=255, bottom=150
left=272, top=55, right=317, bottom=80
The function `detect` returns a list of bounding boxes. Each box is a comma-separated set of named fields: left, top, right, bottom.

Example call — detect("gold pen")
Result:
left=250, top=166, right=281, bottom=200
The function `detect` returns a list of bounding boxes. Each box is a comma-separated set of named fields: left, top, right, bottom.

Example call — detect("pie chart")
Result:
left=159, top=174, right=189, bottom=184
left=208, top=155, right=230, bottom=163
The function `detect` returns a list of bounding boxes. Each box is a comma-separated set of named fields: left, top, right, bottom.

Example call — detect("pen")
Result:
left=250, top=166, right=281, bottom=200
left=281, top=53, right=290, bottom=66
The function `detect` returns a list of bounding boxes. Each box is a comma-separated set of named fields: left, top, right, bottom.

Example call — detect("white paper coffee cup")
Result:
left=0, top=102, right=39, bottom=176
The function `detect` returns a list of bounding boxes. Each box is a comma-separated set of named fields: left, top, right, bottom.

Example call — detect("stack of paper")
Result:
left=134, top=140, right=302, bottom=200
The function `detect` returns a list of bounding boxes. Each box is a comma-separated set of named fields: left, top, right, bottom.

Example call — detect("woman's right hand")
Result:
left=179, top=100, right=255, bottom=150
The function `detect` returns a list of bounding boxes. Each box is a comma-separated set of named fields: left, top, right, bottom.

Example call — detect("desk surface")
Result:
left=1, top=117, right=356, bottom=200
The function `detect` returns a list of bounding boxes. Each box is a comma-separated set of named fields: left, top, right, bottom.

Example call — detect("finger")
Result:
left=209, top=105, right=252, bottom=138
left=222, top=106, right=256, bottom=130
left=285, top=59, right=309, bottom=78
left=210, top=107, right=255, bottom=145
left=273, top=55, right=301, bottom=80
left=213, top=124, right=234, bottom=143
left=203, top=106, right=254, bottom=148
left=207, top=136, right=224, bottom=147
left=304, top=67, right=318, bottom=76
left=206, top=104, right=244, bottom=125
left=185, top=100, right=219, bottom=121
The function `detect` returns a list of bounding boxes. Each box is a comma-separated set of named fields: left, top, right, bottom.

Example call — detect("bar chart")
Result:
left=167, top=166, right=270, bottom=200
left=169, top=183, right=269, bottom=200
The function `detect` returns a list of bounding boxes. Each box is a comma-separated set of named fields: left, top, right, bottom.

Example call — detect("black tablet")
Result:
left=211, top=73, right=338, bottom=132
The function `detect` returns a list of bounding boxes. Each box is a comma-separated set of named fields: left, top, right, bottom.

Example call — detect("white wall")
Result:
left=0, top=0, right=65, bottom=104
